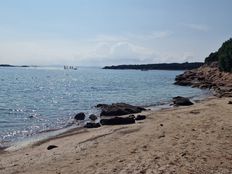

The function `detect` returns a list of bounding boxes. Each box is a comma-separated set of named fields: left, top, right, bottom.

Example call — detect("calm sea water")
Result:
left=0, top=67, right=209, bottom=145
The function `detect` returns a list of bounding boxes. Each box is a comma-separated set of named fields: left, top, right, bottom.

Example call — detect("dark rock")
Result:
left=89, top=114, right=98, bottom=121
left=135, top=115, right=146, bottom=120
left=173, top=96, right=193, bottom=106
left=228, top=101, right=232, bottom=104
left=47, top=145, right=58, bottom=150
left=100, top=116, right=135, bottom=125
left=160, top=124, right=163, bottom=127
left=74, top=112, right=85, bottom=120
left=84, top=122, right=101, bottom=128
left=96, top=103, right=146, bottom=116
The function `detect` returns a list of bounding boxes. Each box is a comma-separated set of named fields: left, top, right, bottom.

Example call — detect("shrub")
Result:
left=204, top=38, right=232, bottom=72
left=218, top=38, right=232, bottom=72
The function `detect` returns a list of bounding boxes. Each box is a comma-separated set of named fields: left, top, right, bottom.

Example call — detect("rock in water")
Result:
left=96, top=103, right=146, bottom=116
left=84, top=122, right=101, bottom=128
left=173, top=96, right=193, bottom=106
left=74, top=112, right=85, bottom=120
left=100, top=116, right=135, bottom=125
left=47, top=145, right=58, bottom=150
left=135, top=115, right=146, bottom=120
left=89, top=114, right=98, bottom=121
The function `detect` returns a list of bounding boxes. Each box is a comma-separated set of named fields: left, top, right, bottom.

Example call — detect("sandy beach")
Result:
left=1, top=97, right=232, bottom=174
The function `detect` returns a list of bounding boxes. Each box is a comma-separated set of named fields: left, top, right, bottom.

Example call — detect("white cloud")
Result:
left=150, top=31, right=172, bottom=39
left=186, top=24, right=209, bottom=32
left=0, top=31, right=201, bottom=66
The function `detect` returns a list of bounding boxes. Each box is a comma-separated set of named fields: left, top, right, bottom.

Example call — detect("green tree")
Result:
left=218, top=38, right=232, bottom=72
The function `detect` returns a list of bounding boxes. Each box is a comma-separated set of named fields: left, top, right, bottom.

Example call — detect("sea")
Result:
left=0, top=66, right=210, bottom=148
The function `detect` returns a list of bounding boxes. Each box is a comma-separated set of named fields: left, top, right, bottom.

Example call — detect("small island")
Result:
left=103, top=62, right=204, bottom=71
left=0, top=64, right=30, bottom=68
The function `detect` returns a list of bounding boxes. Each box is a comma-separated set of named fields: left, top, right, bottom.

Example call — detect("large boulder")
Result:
left=100, top=116, right=135, bottom=125
left=173, top=96, right=193, bottom=106
left=96, top=103, right=146, bottom=116
left=74, top=112, right=85, bottom=120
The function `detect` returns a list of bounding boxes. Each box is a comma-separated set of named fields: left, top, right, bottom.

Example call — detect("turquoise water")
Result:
left=0, top=67, right=209, bottom=145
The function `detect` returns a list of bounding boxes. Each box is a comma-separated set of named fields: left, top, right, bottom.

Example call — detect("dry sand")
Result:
left=1, top=97, right=232, bottom=174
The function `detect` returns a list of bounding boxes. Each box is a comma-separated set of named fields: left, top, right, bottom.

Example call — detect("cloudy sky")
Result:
left=0, top=0, right=231, bottom=66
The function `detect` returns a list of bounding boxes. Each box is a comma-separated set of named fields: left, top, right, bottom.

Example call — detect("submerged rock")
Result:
left=74, top=112, right=85, bottom=120
left=96, top=103, right=146, bottom=116
left=173, top=96, right=193, bottom=106
left=100, top=116, right=135, bottom=125
left=84, top=122, right=101, bottom=128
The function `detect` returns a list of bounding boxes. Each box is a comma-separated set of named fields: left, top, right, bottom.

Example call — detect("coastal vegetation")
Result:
left=205, top=38, right=232, bottom=72
left=175, top=38, right=232, bottom=97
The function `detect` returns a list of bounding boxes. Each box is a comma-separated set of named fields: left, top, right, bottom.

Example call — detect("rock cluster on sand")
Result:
left=73, top=103, right=147, bottom=128
left=96, top=103, right=146, bottom=116
left=175, top=62, right=232, bottom=97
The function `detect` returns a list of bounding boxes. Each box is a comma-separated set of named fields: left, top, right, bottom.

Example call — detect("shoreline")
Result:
left=1, top=90, right=211, bottom=151
left=1, top=96, right=232, bottom=173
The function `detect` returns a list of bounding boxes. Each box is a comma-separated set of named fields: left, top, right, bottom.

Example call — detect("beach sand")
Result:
left=1, top=97, right=232, bottom=174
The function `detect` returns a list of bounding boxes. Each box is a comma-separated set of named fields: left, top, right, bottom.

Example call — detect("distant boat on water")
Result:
left=64, top=65, right=78, bottom=70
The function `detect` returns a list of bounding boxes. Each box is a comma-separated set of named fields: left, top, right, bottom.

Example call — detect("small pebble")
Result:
left=47, top=145, right=58, bottom=150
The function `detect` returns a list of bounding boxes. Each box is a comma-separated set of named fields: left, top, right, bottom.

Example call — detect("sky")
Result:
left=0, top=0, right=231, bottom=66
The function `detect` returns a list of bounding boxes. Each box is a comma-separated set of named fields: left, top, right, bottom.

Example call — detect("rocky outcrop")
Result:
left=100, top=116, right=135, bottom=125
left=172, top=96, right=193, bottom=106
left=175, top=62, right=232, bottom=97
left=96, top=103, right=146, bottom=116
left=74, top=112, right=85, bottom=120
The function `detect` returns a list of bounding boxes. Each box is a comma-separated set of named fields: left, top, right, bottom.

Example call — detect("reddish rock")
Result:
left=175, top=63, right=232, bottom=97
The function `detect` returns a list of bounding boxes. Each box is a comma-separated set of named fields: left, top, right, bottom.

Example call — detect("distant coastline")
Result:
left=103, top=62, right=204, bottom=70
left=0, top=64, right=30, bottom=68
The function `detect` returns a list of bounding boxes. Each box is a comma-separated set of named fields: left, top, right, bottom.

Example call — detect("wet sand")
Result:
left=1, top=97, right=232, bottom=174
